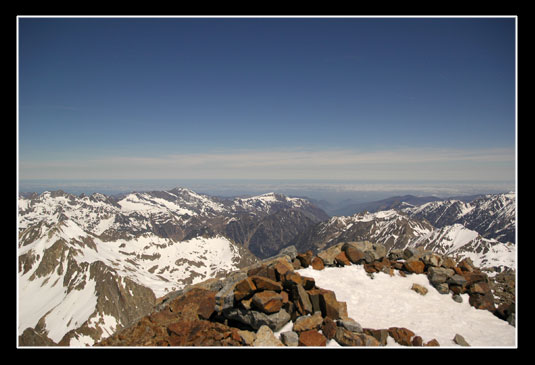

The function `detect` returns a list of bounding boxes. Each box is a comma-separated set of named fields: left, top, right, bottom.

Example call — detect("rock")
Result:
left=321, top=317, right=337, bottom=340
left=452, top=294, right=463, bottom=303
left=318, top=289, right=342, bottom=320
left=292, top=258, right=302, bottom=270
left=167, top=288, right=216, bottom=320
left=215, top=273, right=247, bottom=312
left=388, top=327, right=415, bottom=346
left=270, top=260, right=294, bottom=281
left=435, top=283, right=450, bottom=294
left=307, top=288, right=322, bottom=313
left=302, top=276, right=316, bottom=290
left=166, top=319, right=242, bottom=346
left=282, top=271, right=303, bottom=289
left=292, top=283, right=314, bottom=315
left=427, top=267, right=455, bottom=286
left=403, top=259, right=425, bottom=274
left=311, top=256, right=325, bottom=270
left=342, top=243, right=365, bottom=264
left=19, top=327, right=57, bottom=346
left=371, top=243, right=387, bottom=261
left=223, top=307, right=291, bottom=332
left=495, top=302, right=515, bottom=323
left=334, top=327, right=379, bottom=346
left=298, top=330, right=327, bottom=346
left=234, top=277, right=257, bottom=301
left=293, top=312, right=323, bottom=332
left=363, top=328, right=389, bottom=346
left=251, top=290, right=283, bottom=314
left=469, top=281, right=491, bottom=295
left=296, top=250, right=314, bottom=268
left=424, top=339, right=440, bottom=346
left=334, top=251, right=351, bottom=266
left=459, top=257, right=476, bottom=272
left=441, top=256, right=457, bottom=269
left=412, top=336, right=423, bottom=346
left=453, top=333, right=470, bottom=346
left=253, top=325, right=284, bottom=347
left=447, top=274, right=468, bottom=287
left=403, top=247, right=422, bottom=260
left=469, top=291, right=496, bottom=312
left=421, top=252, right=443, bottom=267
left=280, top=331, right=299, bottom=346
left=337, top=318, right=362, bottom=333
left=388, top=249, right=405, bottom=261
left=462, top=271, right=488, bottom=285
left=411, top=283, right=428, bottom=296
left=237, top=330, right=256, bottom=346
left=278, top=245, right=298, bottom=261
left=317, top=243, right=344, bottom=266
left=250, top=276, right=283, bottom=292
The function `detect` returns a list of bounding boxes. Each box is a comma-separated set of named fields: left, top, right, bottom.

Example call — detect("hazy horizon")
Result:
left=18, top=17, right=516, bottom=192
left=18, top=178, right=515, bottom=207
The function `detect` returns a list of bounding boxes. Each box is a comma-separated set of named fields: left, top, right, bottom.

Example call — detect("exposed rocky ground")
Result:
left=93, top=242, right=515, bottom=347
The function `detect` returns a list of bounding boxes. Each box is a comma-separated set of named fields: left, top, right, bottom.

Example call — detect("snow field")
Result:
left=296, top=265, right=516, bottom=347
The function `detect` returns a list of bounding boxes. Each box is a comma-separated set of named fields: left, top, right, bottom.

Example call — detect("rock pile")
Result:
left=96, top=242, right=513, bottom=347
left=301, top=241, right=512, bottom=322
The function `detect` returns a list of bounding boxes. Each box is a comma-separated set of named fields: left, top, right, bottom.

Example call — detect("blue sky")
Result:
left=18, top=17, right=516, bottom=183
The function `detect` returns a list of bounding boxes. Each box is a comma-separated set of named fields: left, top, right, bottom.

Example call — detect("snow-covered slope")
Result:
left=404, top=192, right=516, bottom=244
left=295, top=209, right=435, bottom=253
left=297, top=265, right=515, bottom=347
left=407, top=224, right=515, bottom=271
left=294, top=205, right=515, bottom=272
left=17, top=214, right=255, bottom=346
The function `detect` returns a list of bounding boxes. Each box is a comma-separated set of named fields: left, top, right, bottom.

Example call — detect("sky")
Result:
left=18, top=17, right=516, bottom=185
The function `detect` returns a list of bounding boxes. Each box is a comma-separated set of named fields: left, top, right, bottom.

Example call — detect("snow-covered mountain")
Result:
left=17, top=187, right=328, bottom=346
left=409, top=224, right=515, bottom=271
left=402, top=192, right=516, bottom=244
left=294, top=209, right=435, bottom=254
left=294, top=193, right=516, bottom=273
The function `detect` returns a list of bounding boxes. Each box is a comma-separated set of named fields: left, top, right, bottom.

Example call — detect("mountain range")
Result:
left=17, top=187, right=515, bottom=346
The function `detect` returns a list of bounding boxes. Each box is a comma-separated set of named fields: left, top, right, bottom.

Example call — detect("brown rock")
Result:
left=424, top=339, right=440, bottom=346
left=334, top=327, right=380, bottom=346
left=149, top=307, right=177, bottom=325
left=167, top=288, right=216, bottom=320
left=234, top=277, right=257, bottom=301
left=302, top=276, right=316, bottom=290
left=335, top=251, right=351, bottom=266
left=459, top=258, right=476, bottom=272
left=251, top=290, right=283, bottom=314
left=250, top=275, right=283, bottom=292
left=272, top=260, right=294, bottom=280
left=311, top=256, right=325, bottom=270
left=363, top=263, right=378, bottom=273
left=411, top=283, right=428, bottom=296
left=388, top=327, right=415, bottom=346
left=293, top=312, right=323, bottom=332
left=321, top=317, right=337, bottom=340
left=363, top=328, right=389, bottom=346
left=296, top=250, right=314, bottom=268
left=319, top=289, right=342, bottom=320
left=403, top=259, right=425, bottom=274
left=344, top=246, right=365, bottom=264
left=166, top=319, right=242, bottom=346
left=292, top=284, right=313, bottom=315
left=282, top=271, right=303, bottom=289
left=298, top=330, right=327, bottom=346
left=307, top=288, right=322, bottom=313
left=469, top=292, right=496, bottom=312
left=412, top=336, right=423, bottom=346
left=292, top=258, right=302, bottom=270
